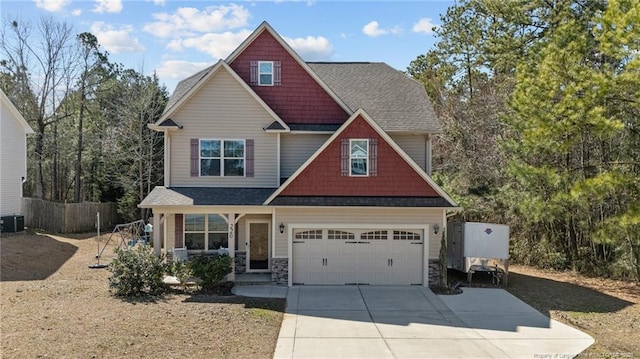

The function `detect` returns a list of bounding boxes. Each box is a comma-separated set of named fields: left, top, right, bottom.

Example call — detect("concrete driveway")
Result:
left=273, top=286, right=594, bottom=359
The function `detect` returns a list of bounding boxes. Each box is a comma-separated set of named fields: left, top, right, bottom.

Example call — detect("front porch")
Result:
left=146, top=208, right=288, bottom=285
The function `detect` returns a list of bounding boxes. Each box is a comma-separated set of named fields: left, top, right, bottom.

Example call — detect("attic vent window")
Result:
left=250, top=60, right=281, bottom=86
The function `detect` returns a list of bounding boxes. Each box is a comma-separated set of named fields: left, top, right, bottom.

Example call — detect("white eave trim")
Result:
left=154, top=60, right=288, bottom=131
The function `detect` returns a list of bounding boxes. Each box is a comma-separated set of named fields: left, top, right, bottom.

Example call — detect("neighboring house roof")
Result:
left=265, top=108, right=457, bottom=207
left=307, top=62, right=440, bottom=133
left=140, top=186, right=277, bottom=207
left=155, top=60, right=289, bottom=131
left=1, top=89, right=34, bottom=134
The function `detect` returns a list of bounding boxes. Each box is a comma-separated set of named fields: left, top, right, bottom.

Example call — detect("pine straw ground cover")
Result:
left=1, top=232, right=285, bottom=359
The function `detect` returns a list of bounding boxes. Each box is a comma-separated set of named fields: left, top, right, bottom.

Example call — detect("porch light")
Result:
left=433, top=224, right=439, bottom=235
left=279, top=223, right=285, bottom=234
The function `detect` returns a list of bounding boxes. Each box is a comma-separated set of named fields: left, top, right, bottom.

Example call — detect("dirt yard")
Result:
left=3, top=232, right=639, bottom=358
left=507, top=265, right=640, bottom=357
left=1, top=232, right=285, bottom=359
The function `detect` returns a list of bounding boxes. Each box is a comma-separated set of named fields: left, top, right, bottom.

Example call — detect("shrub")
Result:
left=188, top=254, right=232, bottom=290
left=108, top=245, right=167, bottom=297
left=170, top=259, right=193, bottom=289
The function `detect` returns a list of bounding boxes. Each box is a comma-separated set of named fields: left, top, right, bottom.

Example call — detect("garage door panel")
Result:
left=292, top=227, right=424, bottom=285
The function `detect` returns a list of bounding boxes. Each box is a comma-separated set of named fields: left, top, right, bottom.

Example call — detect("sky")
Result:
left=2, top=0, right=454, bottom=93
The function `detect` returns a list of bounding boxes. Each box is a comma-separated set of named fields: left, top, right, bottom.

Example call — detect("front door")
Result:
left=247, top=222, right=270, bottom=272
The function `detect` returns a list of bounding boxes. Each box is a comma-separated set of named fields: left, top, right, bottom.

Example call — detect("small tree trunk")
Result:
left=439, top=227, right=448, bottom=289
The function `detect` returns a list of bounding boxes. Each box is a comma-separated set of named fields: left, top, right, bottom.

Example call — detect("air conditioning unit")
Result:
left=1, top=215, right=25, bottom=233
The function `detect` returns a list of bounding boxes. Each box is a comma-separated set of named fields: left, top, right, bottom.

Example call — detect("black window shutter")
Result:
left=250, top=61, right=258, bottom=85
left=190, top=139, right=199, bottom=177
left=369, top=138, right=378, bottom=176
left=274, top=61, right=281, bottom=86
left=246, top=139, right=254, bottom=177
left=341, top=138, right=349, bottom=176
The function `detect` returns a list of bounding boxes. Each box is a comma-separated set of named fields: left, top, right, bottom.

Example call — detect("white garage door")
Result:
left=292, top=228, right=424, bottom=285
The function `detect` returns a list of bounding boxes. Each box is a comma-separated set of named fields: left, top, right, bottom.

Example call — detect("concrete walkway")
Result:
left=271, top=286, right=594, bottom=359
left=232, top=284, right=288, bottom=299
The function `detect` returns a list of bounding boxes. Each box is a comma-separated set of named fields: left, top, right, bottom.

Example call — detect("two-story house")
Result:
left=1, top=89, right=34, bottom=232
left=140, top=22, right=458, bottom=286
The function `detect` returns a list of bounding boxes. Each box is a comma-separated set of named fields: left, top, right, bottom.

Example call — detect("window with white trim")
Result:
left=258, top=61, right=274, bottom=86
left=350, top=139, right=369, bottom=176
left=184, top=214, right=228, bottom=251
left=200, top=139, right=245, bottom=176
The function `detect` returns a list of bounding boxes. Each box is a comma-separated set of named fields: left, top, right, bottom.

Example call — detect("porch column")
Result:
left=153, top=214, right=161, bottom=256
left=227, top=213, right=236, bottom=281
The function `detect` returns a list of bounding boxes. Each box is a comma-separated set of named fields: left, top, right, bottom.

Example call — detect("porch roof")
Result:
left=140, top=186, right=278, bottom=207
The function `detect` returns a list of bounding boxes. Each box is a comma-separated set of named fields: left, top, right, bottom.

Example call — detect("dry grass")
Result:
left=1, top=232, right=285, bottom=359
left=507, top=265, right=640, bottom=357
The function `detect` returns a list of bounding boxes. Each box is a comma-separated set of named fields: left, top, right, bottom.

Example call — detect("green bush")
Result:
left=188, top=254, right=232, bottom=290
left=170, top=259, right=193, bottom=289
left=108, top=245, right=167, bottom=297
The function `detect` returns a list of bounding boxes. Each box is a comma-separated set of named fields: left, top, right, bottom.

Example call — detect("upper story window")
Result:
left=340, top=138, right=377, bottom=177
left=258, top=61, right=274, bottom=86
left=250, top=60, right=281, bottom=86
left=200, top=139, right=245, bottom=176
left=350, top=139, right=369, bottom=176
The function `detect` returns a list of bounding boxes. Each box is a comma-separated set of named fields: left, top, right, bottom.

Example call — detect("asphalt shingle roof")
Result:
left=162, top=62, right=440, bottom=133
left=140, top=186, right=277, bottom=206
left=307, top=62, right=440, bottom=133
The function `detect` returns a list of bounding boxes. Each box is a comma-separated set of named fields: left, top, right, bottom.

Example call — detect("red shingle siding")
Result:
left=229, top=31, right=348, bottom=124
left=280, top=116, right=440, bottom=197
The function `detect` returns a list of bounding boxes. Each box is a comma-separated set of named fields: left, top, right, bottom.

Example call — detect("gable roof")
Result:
left=160, top=22, right=441, bottom=134
left=225, top=21, right=352, bottom=116
left=264, top=108, right=457, bottom=207
left=307, top=62, right=440, bottom=133
left=154, top=60, right=289, bottom=131
left=1, top=89, right=34, bottom=134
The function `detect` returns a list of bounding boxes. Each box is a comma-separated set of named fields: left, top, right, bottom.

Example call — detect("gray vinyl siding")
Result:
left=169, top=70, right=278, bottom=187
left=280, top=133, right=330, bottom=178
left=390, top=134, right=428, bottom=171
left=0, top=103, right=28, bottom=216
left=274, top=207, right=444, bottom=259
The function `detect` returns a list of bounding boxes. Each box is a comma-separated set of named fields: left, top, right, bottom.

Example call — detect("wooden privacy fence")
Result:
left=22, top=198, right=119, bottom=233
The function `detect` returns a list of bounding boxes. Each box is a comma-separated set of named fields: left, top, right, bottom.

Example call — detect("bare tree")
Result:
left=1, top=17, right=79, bottom=199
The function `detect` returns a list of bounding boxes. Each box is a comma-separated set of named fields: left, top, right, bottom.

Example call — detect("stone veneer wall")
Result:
left=271, top=258, right=288, bottom=285
left=234, top=252, right=246, bottom=274
left=428, top=259, right=440, bottom=287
